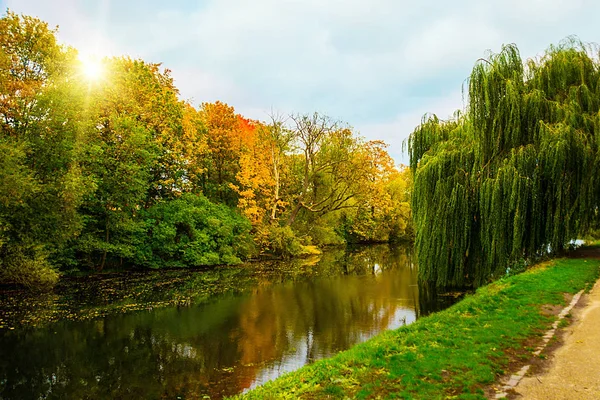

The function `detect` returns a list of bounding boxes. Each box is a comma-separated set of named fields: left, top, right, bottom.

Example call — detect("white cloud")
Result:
left=3, top=0, right=599, bottom=163
left=501, top=0, right=584, bottom=24
left=172, top=68, right=243, bottom=104
left=357, top=90, right=465, bottom=165
left=401, top=14, right=501, bottom=77
left=4, top=0, right=117, bottom=55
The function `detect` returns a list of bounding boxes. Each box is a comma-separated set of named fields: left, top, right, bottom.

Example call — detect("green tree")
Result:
left=75, top=58, right=180, bottom=270
left=408, top=39, right=600, bottom=288
left=0, top=11, right=90, bottom=287
left=285, top=114, right=380, bottom=226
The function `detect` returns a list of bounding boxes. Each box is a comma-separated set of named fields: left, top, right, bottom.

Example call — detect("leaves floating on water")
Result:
left=0, top=246, right=436, bottom=331
left=0, top=266, right=259, bottom=330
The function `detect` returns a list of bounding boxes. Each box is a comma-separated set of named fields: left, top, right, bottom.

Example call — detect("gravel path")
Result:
left=515, top=279, right=600, bottom=399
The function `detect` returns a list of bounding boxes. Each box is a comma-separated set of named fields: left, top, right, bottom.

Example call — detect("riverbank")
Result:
left=235, top=255, right=600, bottom=399
left=0, top=256, right=335, bottom=330
left=0, top=245, right=431, bottom=331
left=1, top=244, right=448, bottom=400
left=0, top=266, right=253, bottom=330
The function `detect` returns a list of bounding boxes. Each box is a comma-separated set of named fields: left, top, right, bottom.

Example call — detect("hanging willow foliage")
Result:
left=408, top=38, right=600, bottom=288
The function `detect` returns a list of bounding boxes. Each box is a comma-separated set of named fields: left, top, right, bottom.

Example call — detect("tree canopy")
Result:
left=408, top=38, right=600, bottom=288
left=0, top=11, right=411, bottom=288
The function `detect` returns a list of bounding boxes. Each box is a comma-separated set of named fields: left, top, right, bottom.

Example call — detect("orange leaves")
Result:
left=200, top=102, right=260, bottom=155
left=199, top=102, right=280, bottom=221
left=234, top=122, right=278, bottom=226
left=199, top=102, right=243, bottom=196
left=0, top=11, right=67, bottom=136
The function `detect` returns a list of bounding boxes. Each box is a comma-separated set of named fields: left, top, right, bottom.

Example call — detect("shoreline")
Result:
left=235, top=254, right=600, bottom=399
left=0, top=244, right=423, bottom=331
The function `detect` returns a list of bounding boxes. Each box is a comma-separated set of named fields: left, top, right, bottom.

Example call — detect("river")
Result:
left=0, top=245, right=457, bottom=399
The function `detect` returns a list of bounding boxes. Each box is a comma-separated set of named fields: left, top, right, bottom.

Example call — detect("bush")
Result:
left=308, top=223, right=346, bottom=246
left=135, top=194, right=254, bottom=268
left=0, top=246, right=59, bottom=290
left=260, top=225, right=321, bottom=259
left=505, top=258, right=528, bottom=277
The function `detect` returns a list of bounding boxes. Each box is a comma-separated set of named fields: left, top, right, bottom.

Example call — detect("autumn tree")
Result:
left=285, top=113, right=399, bottom=229
left=339, top=146, right=412, bottom=243
left=232, top=120, right=275, bottom=225
left=232, top=114, right=295, bottom=230
left=199, top=101, right=246, bottom=206
left=264, top=115, right=294, bottom=223
left=286, top=113, right=343, bottom=225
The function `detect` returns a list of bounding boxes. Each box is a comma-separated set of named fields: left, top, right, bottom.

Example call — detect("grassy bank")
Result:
left=236, top=257, right=600, bottom=399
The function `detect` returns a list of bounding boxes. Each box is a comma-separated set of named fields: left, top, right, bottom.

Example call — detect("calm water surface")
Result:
left=0, top=245, right=455, bottom=399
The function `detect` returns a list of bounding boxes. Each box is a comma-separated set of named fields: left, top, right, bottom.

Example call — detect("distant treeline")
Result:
left=0, top=12, right=412, bottom=288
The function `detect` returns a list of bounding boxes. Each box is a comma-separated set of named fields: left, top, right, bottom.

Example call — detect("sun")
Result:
left=78, top=53, right=104, bottom=81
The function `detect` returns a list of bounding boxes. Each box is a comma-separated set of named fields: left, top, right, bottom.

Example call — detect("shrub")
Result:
left=0, top=246, right=59, bottom=290
left=135, top=194, right=254, bottom=268
left=260, top=225, right=321, bottom=259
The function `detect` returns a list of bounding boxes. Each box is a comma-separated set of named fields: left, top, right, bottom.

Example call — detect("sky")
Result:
left=2, top=0, right=599, bottom=164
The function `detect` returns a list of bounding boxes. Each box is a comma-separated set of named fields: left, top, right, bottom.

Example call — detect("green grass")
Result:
left=234, top=258, right=600, bottom=399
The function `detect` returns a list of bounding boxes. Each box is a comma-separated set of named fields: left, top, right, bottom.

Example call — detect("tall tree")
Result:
left=408, top=39, right=600, bottom=288
left=76, top=57, right=195, bottom=270
left=339, top=150, right=412, bottom=243
left=199, top=101, right=246, bottom=205
left=232, top=115, right=295, bottom=228
left=264, top=115, right=294, bottom=223
left=0, top=12, right=89, bottom=286
left=285, top=113, right=394, bottom=227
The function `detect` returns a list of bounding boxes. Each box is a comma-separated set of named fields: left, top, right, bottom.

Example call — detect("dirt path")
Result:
left=514, top=279, right=600, bottom=399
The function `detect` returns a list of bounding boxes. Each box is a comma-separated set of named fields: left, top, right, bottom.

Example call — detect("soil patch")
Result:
left=512, top=279, right=600, bottom=399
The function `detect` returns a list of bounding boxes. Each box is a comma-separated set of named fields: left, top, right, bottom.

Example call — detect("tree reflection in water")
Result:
left=0, top=244, right=455, bottom=399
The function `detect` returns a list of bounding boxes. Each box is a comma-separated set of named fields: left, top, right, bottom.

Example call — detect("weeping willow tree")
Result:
left=408, top=38, right=600, bottom=288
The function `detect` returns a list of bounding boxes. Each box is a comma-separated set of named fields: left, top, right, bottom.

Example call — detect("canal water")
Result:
left=0, top=245, right=456, bottom=399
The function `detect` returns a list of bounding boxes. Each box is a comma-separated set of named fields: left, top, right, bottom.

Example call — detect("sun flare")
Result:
left=79, top=53, right=104, bottom=81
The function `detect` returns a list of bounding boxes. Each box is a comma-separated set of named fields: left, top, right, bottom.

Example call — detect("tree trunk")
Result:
left=270, top=146, right=280, bottom=222
left=286, top=202, right=303, bottom=226
left=99, top=215, right=109, bottom=272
